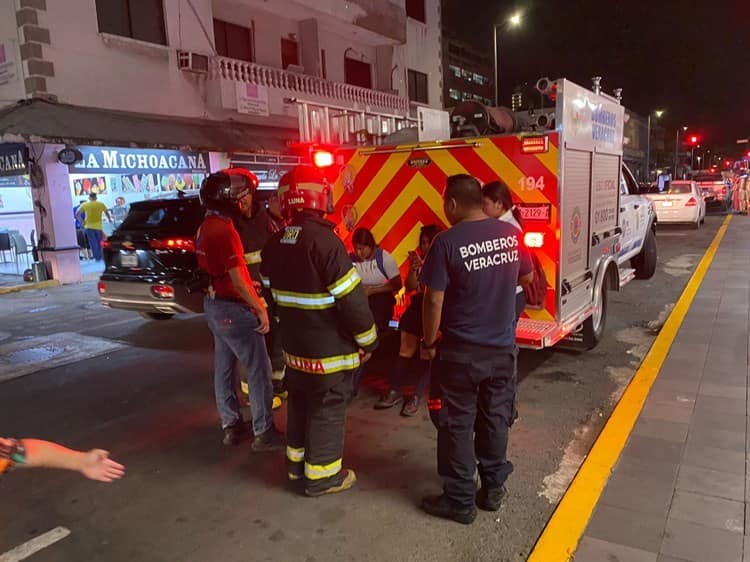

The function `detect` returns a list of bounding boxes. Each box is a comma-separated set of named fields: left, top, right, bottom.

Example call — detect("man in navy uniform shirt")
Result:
left=419, top=174, right=533, bottom=524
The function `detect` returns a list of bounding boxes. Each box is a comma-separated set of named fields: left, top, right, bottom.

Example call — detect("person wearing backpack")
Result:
left=349, top=227, right=402, bottom=394
left=482, top=181, right=547, bottom=318
left=350, top=227, right=402, bottom=332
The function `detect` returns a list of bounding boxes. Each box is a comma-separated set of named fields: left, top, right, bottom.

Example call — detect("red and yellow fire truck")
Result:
left=312, top=78, right=657, bottom=350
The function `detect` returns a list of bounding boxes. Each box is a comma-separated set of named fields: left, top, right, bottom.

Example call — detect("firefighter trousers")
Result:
left=285, top=367, right=353, bottom=493
left=429, top=344, right=517, bottom=508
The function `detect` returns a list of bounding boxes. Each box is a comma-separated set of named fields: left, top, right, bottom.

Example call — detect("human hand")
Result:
left=79, top=449, right=125, bottom=482
left=255, top=308, right=270, bottom=334
left=358, top=348, right=372, bottom=363
left=408, top=251, right=422, bottom=270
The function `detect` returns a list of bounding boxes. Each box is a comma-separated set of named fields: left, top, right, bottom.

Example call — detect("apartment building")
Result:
left=0, top=0, right=441, bottom=283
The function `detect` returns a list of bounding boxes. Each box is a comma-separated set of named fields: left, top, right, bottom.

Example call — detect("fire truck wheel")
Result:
left=632, top=228, right=657, bottom=280
left=583, top=276, right=608, bottom=349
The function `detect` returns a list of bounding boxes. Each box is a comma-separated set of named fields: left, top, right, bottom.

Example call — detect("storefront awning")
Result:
left=0, top=98, right=298, bottom=154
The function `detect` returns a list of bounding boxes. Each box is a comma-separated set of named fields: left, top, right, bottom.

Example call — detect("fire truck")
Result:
left=298, top=77, right=657, bottom=350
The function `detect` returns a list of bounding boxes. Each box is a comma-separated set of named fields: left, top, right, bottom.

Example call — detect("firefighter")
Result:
left=419, top=174, right=533, bottom=524
left=261, top=165, right=378, bottom=496
left=226, top=169, right=286, bottom=408
left=196, top=170, right=284, bottom=451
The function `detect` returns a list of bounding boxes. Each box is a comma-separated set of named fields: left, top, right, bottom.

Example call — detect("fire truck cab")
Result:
left=305, top=77, right=657, bottom=350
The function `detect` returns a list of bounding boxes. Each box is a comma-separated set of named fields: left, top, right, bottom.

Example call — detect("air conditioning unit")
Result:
left=177, top=51, right=209, bottom=74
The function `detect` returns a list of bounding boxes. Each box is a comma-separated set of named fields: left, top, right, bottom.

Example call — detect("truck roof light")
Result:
left=313, top=150, right=334, bottom=168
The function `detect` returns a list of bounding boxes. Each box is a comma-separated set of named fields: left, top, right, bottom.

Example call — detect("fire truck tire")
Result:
left=632, top=228, right=657, bottom=279
left=139, top=312, right=174, bottom=321
left=583, top=276, right=608, bottom=349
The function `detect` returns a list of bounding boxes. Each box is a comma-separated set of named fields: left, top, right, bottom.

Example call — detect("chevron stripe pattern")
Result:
left=332, top=133, right=561, bottom=323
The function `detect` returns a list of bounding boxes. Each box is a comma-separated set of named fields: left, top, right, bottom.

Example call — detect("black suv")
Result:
left=98, top=195, right=205, bottom=320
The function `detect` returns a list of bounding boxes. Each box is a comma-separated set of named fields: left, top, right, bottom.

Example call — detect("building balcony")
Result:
left=234, top=0, right=406, bottom=45
left=208, top=56, right=415, bottom=144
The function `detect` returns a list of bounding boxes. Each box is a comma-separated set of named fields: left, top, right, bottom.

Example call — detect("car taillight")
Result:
left=151, top=285, right=174, bottom=299
left=97, top=281, right=107, bottom=294
left=150, top=237, right=195, bottom=251
left=685, top=197, right=697, bottom=207
left=101, top=239, right=111, bottom=249
left=524, top=232, right=545, bottom=248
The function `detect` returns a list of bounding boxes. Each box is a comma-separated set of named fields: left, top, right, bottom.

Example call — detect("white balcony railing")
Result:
left=211, top=57, right=410, bottom=116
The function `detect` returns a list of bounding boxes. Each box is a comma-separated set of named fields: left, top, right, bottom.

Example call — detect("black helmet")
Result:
left=199, top=171, right=257, bottom=212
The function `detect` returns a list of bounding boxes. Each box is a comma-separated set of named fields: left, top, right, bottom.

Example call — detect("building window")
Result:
left=213, top=19, right=253, bottom=62
left=448, top=64, right=461, bottom=79
left=448, top=88, right=460, bottom=100
left=321, top=49, right=327, bottom=79
left=406, top=0, right=426, bottom=23
left=461, top=91, right=472, bottom=101
left=95, top=0, right=166, bottom=45
left=281, top=38, right=299, bottom=69
left=472, top=73, right=486, bottom=85
left=344, top=57, right=372, bottom=89
left=407, top=69, right=428, bottom=104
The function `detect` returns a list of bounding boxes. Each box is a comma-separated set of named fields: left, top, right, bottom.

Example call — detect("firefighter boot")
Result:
left=305, top=469, right=357, bottom=497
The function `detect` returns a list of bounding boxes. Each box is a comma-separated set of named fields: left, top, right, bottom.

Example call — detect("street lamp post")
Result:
left=674, top=126, right=688, bottom=178
left=493, top=12, right=522, bottom=106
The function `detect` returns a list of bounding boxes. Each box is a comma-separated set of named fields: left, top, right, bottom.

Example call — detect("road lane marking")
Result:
left=527, top=214, right=732, bottom=562
left=0, top=527, right=71, bottom=562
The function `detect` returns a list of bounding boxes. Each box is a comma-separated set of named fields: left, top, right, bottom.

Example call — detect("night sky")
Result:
left=443, top=0, right=750, bottom=155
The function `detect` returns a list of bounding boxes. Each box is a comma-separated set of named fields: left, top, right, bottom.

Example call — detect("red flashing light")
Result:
left=313, top=150, right=334, bottom=168
left=97, top=281, right=107, bottom=294
left=685, top=197, right=697, bottom=207
left=150, top=285, right=174, bottom=299
left=150, top=237, right=195, bottom=251
left=524, top=231, right=545, bottom=248
left=521, top=136, right=549, bottom=154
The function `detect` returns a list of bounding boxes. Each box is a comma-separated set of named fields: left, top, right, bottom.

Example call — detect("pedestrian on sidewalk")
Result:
left=75, top=193, right=112, bottom=261
left=1, top=437, right=125, bottom=482
left=374, top=224, right=442, bottom=416
left=419, top=174, right=533, bottom=525
left=195, top=171, right=283, bottom=451
left=261, top=166, right=377, bottom=497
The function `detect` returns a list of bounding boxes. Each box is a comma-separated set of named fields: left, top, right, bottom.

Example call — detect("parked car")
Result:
left=645, top=180, right=706, bottom=228
left=97, top=195, right=205, bottom=320
left=692, top=172, right=726, bottom=211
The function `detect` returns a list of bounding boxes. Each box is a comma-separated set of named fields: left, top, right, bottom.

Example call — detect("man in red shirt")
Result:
left=196, top=170, right=283, bottom=451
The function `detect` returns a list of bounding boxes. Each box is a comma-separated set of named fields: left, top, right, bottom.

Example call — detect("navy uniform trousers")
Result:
left=429, top=343, right=517, bottom=508
left=285, top=368, right=353, bottom=493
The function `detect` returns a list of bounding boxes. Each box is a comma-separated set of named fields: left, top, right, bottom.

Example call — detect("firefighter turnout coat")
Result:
left=260, top=211, right=378, bottom=373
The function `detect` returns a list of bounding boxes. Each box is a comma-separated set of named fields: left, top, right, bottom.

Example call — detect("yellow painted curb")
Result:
left=0, top=279, right=60, bottom=295
left=527, top=215, right=733, bottom=562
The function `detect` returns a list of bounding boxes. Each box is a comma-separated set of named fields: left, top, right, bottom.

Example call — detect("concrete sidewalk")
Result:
left=574, top=216, right=750, bottom=562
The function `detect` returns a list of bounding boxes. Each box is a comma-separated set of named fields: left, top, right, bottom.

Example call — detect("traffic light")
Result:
left=688, top=135, right=699, bottom=146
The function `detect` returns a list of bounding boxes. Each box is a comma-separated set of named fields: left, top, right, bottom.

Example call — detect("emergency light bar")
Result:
left=521, top=136, right=549, bottom=154
left=313, top=150, right=334, bottom=168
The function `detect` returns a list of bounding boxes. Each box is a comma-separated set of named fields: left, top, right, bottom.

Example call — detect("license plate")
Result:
left=518, top=203, right=552, bottom=222
left=121, top=253, right=138, bottom=267
left=661, top=201, right=673, bottom=207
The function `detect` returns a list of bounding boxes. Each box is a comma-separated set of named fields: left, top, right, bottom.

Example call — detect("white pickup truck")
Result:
left=619, top=164, right=658, bottom=280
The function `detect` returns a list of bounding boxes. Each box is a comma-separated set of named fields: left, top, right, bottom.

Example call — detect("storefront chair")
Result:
left=10, top=232, right=33, bottom=273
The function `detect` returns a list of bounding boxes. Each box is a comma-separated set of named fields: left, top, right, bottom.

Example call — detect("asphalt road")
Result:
left=0, top=215, right=723, bottom=562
